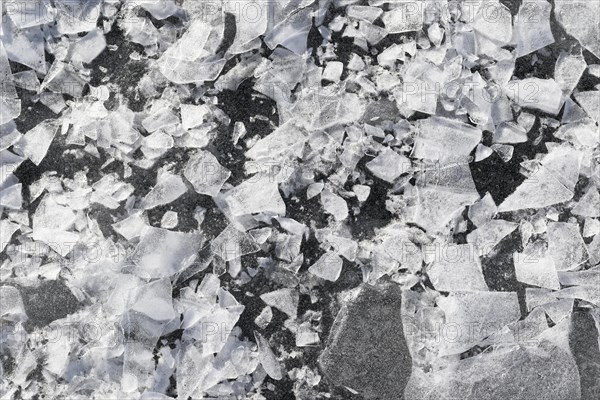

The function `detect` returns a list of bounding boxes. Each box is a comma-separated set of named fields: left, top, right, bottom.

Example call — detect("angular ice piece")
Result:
left=264, top=7, right=313, bottom=54
left=90, top=173, right=135, bottom=209
left=307, top=182, right=324, bottom=199
left=583, top=218, right=599, bottom=238
left=394, top=79, right=438, bottom=115
left=405, top=331, right=581, bottom=400
left=308, top=252, right=343, bottom=282
left=467, top=220, right=517, bottom=255
left=366, top=148, right=410, bottom=183
left=140, top=171, right=187, bottom=210
left=554, top=120, right=600, bottom=148
left=69, top=29, right=107, bottom=64
left=491, top=144, right=514, bottom=162
left=573, top=187, right=600, bottom=217
left=436, top=292, right=521, bottom=355
left=260, top=288, right=298, bottom=319
left=347, top=5, right=382, bottom=22
left=320, top=189, right=348, bottom=221
left=493, top=122, right=527, bottom=144
left=55, top=0, right=102, bottom=34
left=556, top=286, right=600, bottom=307
left=246, top=121, right=307, bottom=160
left=514, top=241, right=560, bottom=289
left=33, top=194, right=76, bottom=230
left=411, top=164, right=480, bottom=233
left=555, top=52, right=587, bottom=96
left=129, top=227, right=203, bottom=278
left=587, top=232, right=600, bottom=265
left=254, top=332, right=282, bottom=380
left=468, top=193, right=496, bottom=227
left=1, top=19, right=46, bottom=73
left=255, top=306, right=273, bottom=329
left=558, top=267, right=600, bottom=287
left=184, top=151, right=231, bottom=198
left=0, top=285, right=27, bottom=322
left=426, top=244, right=488, bottom=292
left=223, top=177, right=286, bottom=216
left=353, top=184, right=371, bottom=202
left=0, top=183, right=22, bottom=209
left=474, top=144, right=493, bottom=161
left=176, top=344, right=212, bottom=400
left=382, top=2, right=423, bottom=33
left=412, top=117, right=482, bottom=164
left=547, top=222, right=589, bottom=271
left=322, top=61, right=343, bottom=82
left=4, top=0, right=54, bottom=29
left=562, top=97, right=590, bottom=124
left=160, top=211, right=178, bottom=229
left=131, top=279, right=176, bottom=321
left=112, top=213, right=148, bottom=240
left=180, top=104, right=211, bottom=130
left=555, top=0, right=600, bottom=58
left=515, top=0, right=554, bottom=57
left=0, top=43, right=20, bottom=124
left=211, top=224, right=260, bottom=262
left=505, top=78, right=563, bottom=115
left=13, top=120, right=57, bottom=166
left=472, top=0, right=512, bottom=45
left=498, top=145, right=581, bottom=212
left=0, top=219, right=19, bottom=252
left=574, top=91, right=600, bottom=124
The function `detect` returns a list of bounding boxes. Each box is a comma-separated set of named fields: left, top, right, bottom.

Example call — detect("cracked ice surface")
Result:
left=0, top=0, right=599, bottom=399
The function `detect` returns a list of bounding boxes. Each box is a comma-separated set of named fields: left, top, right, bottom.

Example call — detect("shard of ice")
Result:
left=498, top=145, right=581, bottom=212
left=514, top=241, right=560, bottom=289
left=505, top=78, right=563, bottom=115
left=129, top=227, right=204, bottom=279
left=140, top=171, right=187, bottom=210
left=547, top=222, right=589, bottom=271
left=426, top=244, right=488, bottom=292
left=223, top=177, right=286, bottom=216
left=436, top=291, right=521, bottom=355
left=514, top=0, right=554, bottom=58
left=308, top=252, right=343, bottom=282
left=555, top=0, right=600, bottom=59
left=260, top=288, right=298, bottom=319
left=411, top=117, right=482, bottom=164
left=184, top=150, right=231, bottom=197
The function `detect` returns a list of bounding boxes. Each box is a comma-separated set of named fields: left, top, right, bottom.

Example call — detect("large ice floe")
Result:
left=0, top=0, right=599, bottom=399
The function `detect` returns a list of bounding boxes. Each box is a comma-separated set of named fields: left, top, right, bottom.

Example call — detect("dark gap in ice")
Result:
left=479, top=231, right=528, bottom=316
left=569, top=312, right=600, bottom=400
left=15, top=280, right=81, bottom=331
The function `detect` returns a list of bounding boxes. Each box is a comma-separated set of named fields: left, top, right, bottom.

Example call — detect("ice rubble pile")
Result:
left=1, top=0, right=599, bottom=398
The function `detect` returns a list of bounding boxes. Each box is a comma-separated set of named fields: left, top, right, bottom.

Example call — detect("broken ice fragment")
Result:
left=255, top=306, right=273, bottom=329
left=493, top=122, right=527, bottom=144
left=223, top=177, right=286, bottom=216
left=13, top=121, right=57, bottom=166
left=394, top=79, right=438, bottom=115
left=505, top=78, right=563, bottom=115
left=491, top=144, right=514, bottom=162
left=322, top=61, right=343, bottom=83
left=515, top=0, right=554, bottom=58
left=382, top=3, right=423, bottom=33
left=547, top=222, right=589, bottom=271
left=468, top=193, right=497, bottom=227
left=555, top=0, right=600, bottom=59
left=555, top=51, right=587, bottom=96
left=467, top=219, right=517, bottom=255
left=211, top=224, right=260, bottom=262
left=436, top=291, right=521, bottom=355
left=180, top=104, right=211, bottom=131
left=574, top=91, right=600, bottom=124
left=68, top=29, right=107, bottom=64
left=426, top=244, right=488, bottom=292
left=140, top=171, right=187, bottom=210
left=0, top=219, right=20, bottom=252
left=0, top=183, right=22, bottom=209
left=320, top=189, right=348, bottom=221
left=129, top=227, right=204, bottom=278
left=260, top=288, right=298, bottom=319
left=572, top=187, right=600, bottom=217
left=184, top=150, right=230, bottom=197
left=412, top=117, right=482, bottom=164
left=514, top=241, right=560, bottom=289
left=475, top=144, right=493, bottom=162
left=352, top=184, right=370, bottom=202
left=307, top=182, right=324, bottom=199
left=246, top=121, right=307, bottom=160
left=160, top=211, right=178, bottom=229
left=366, top=148, right=410, bottom=183
left=308, top=252, right=343, bottom=282
left=0, top=285, right=27, bottom=323
left=498, top=145, right=581, bottom=212
left=254, top=332, right=282, bottom=380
